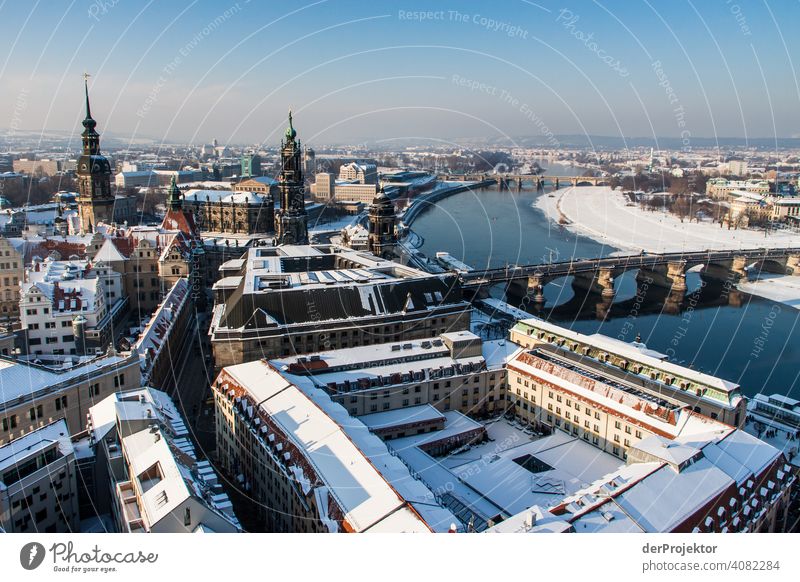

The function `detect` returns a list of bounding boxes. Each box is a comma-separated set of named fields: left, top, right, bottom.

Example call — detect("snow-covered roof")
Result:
left=509, top=349, right=727, bottom=439
left=183, top=189, right=268, bottom=204
left=562, top=427, right=785, bottom=532
left=449, top=432, right=622, bottom=517
left=221, top=360, right=459, bottom=532
left=0, top=419, right=73, bottom=483
left=358, top=403, right=444, bottom=431
left=91, top=386, right=238, bottom=531
left=93, top=238, right=129, bottom=262
left=0, top=354, right=132, bottom=408
left=484, top=506, right=572, bottom=533
left=133, top=279, right=190, bottom=379
left=513, top=318, right=740, bottom=397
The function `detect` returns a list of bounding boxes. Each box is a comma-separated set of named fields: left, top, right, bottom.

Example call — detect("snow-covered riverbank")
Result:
left=535, top=186, right=799, bottom=253
left=738, top=274, right=800, bottom=310
left=535, top=186, right=800, bottom=309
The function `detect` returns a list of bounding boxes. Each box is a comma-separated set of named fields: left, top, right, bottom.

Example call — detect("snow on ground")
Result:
left=308, top=213, right=361, bottom=233
left=738, top=274, right=800, bottom=310
left=535, top=186, right=800, bottom=253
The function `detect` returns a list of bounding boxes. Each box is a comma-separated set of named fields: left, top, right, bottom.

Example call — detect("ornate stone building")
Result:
left=76, top=77, right=114, bottom=233
left=183, top=189, right=274, bottom=234
left=274, top=112, right=308, bottom=245
left=367, top=185, right=398, bottom=258
left=75, top=77, right=136, bottom=231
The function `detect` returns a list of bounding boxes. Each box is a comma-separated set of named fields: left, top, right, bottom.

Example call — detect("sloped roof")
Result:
left=94, top=238, right=129, bottom=262
left=160, top=208, right=199, bottom=237
left=219, top=275, right=465, bottom=329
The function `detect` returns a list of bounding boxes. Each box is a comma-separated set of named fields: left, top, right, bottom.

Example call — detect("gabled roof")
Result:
left=160, top=209, right=199, bottom=237
left=94, top=238, right=129, bottom=262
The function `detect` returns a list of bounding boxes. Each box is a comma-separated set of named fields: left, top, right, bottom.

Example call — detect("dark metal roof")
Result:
left=220, top=275, right=466, bottom=329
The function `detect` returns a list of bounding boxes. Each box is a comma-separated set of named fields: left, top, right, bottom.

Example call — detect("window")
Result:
left=137, top=462, right=164, bottom=494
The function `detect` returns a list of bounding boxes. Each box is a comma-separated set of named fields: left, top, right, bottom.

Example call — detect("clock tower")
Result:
left=76, top=75, right=114, bottom=233
left=274, top=111, right=309, bottom=245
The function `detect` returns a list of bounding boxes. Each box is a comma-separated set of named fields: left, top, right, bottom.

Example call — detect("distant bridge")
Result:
left=437, top=173, right=609, bottom=190
left=458, top=247, right=800, bottom=308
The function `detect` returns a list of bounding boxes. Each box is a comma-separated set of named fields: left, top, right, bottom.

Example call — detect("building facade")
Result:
left=85, top=387, right=240, bottom=533
left=0, top=352, right=139, bottom=445
left=183, top=190, right=274, bottom=234
left=509, top=319, right=746, bottom=427
left=0, top=237, right=23, bottom=322
left=269, top=331, right=514, bottom=419
left=212, top=360, right=458, bottom=532
left=209, top=244, right=472, bottom=371
left=0, top=420, right=80, bottom=533
left=274, top=112, right=309, bottom=245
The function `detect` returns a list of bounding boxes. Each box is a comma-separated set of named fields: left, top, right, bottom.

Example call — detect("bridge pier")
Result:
left=572, top=267, right=616, bottom=298
left=732, top=255, right=748, bottom=279
left=527, top=274, right=546, bottom=306
left=636, top=260, right=687, bottom=294
left=787, top=254, right=800, bottom=275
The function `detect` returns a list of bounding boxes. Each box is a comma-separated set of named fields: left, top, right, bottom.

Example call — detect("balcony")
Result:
left=116, top=481, right=146, bottom=533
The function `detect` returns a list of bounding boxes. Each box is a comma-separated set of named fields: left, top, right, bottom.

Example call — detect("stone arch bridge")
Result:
left=438, top=174, right=609, bottom=190
left=459, top=247, right=800, bottom=308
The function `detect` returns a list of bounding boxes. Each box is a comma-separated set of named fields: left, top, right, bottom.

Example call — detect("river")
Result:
left=412, top=164, right=800, bottom=399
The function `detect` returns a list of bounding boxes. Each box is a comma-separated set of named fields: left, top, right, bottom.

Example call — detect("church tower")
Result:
left=274, top=111, right=308, bottom=245
left=367, top=184, right=398, bottom=258
left=76, top=75, right=114, bottom=233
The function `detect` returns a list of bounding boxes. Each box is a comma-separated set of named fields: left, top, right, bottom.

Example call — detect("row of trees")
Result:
left=605, top=171, right=709, bottom=195
left=0, top=175, right=78, bottom=207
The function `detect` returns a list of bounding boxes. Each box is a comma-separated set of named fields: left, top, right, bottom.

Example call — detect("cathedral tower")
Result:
left=76, top=74, right=114, bottom=233
left=367, top=184, right=398, bottom=258
left=274, top=111, right=308, bottom=245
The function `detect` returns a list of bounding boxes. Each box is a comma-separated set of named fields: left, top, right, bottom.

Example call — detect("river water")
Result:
left=413, top=164, right=800, bottom=399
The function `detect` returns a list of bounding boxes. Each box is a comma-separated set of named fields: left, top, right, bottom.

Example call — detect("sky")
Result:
left=1, top=0, right=799, bottom=146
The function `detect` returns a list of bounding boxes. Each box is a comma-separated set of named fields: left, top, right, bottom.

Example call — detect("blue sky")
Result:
left=1, top=0, right=799, bottom=145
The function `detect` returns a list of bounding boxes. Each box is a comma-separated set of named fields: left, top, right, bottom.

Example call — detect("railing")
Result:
left=459, top=247, right=800, bottom=285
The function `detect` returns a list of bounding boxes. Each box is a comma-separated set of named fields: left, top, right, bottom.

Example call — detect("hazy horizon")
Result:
left=2, top=1, right=799, bottom=146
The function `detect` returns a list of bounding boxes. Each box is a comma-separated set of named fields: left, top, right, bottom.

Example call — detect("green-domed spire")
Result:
left=167, top=175, right=182, bottom=211
left=285, top=110, right=296, bottom=140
